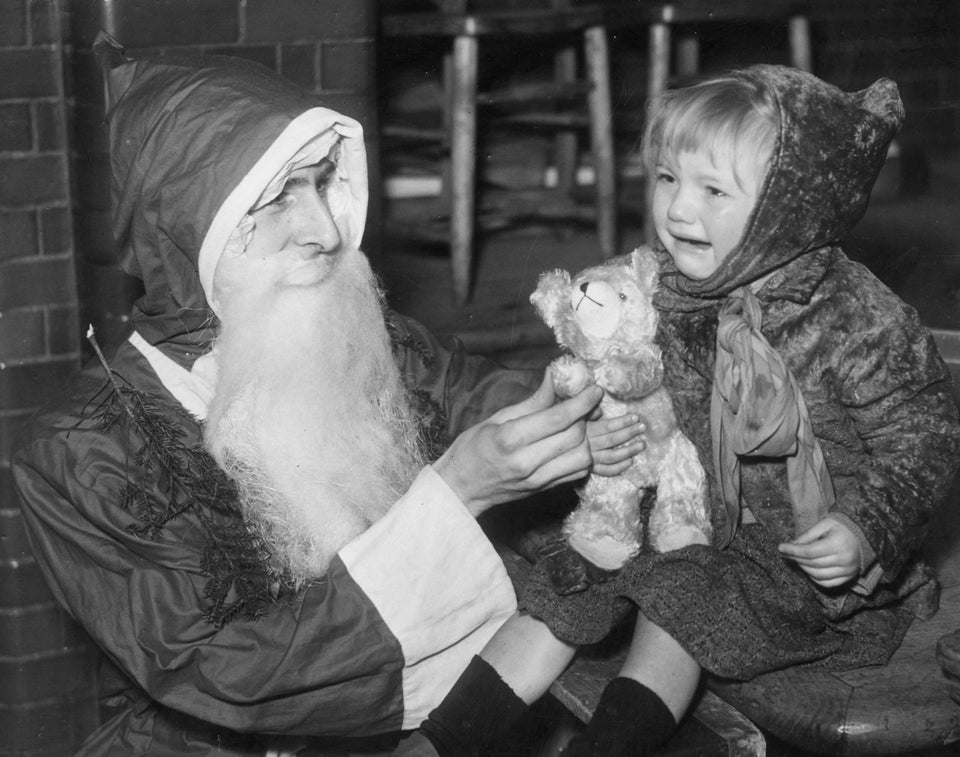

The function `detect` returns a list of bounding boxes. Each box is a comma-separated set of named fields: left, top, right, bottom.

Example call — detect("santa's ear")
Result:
left=530, top=269, right=571, bottom=328
left=631, top=247, right=660, bottom=294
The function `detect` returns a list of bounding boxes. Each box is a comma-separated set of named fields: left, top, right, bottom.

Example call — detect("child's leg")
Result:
left=620, top=610, right=700, bottom=718
left=417, top=611, right=577, bottom=755
left=483, top=610, right=578, bottom=702
left=563, top=612, right=700, bottom=756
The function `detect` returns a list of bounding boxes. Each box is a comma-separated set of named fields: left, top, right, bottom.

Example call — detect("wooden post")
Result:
left=646, top=15, right=672, bottom=243
left=450, top=32, right=478, bottom=305
left=789, top=15, right=813, bottom=72
left=585, top=25, right=617, bottom=260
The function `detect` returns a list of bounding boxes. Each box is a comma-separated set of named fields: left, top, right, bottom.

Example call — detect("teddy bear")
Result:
left=530, top=247, right=712, bottom=582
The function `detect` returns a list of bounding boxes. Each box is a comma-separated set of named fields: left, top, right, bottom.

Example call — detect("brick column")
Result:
left=0, top=1, right=100, bottom=756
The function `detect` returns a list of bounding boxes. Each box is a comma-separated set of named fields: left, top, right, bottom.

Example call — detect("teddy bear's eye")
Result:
left=618, top=293, right=628, bottom=301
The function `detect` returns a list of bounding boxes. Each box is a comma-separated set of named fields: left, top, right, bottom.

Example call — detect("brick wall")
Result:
left=1, top=2, right=380, bottom=754
left=0, top=1, right=100, bottom=756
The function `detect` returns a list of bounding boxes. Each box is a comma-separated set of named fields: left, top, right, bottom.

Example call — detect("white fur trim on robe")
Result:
left=339, top=466, right=518, bottom=730
left=128, top=331, right=214, bottom=421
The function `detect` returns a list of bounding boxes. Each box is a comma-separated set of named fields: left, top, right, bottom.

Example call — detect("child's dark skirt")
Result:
left=519, top=524, right=937, bottom=680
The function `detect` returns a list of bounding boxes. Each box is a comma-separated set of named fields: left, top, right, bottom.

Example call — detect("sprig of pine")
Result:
left=86, top=326, right=296, bottom=627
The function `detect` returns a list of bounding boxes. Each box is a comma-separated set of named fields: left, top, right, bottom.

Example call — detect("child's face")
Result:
left=652, top=147, right=762, bottom=281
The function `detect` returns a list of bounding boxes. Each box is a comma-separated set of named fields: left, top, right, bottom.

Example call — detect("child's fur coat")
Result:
left=519, top=64, right=960, bottom=679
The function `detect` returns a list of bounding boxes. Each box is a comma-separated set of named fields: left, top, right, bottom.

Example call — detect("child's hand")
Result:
left=778, top=518, right=861, bottom=588
left=587, top=413, right=646, bottom=477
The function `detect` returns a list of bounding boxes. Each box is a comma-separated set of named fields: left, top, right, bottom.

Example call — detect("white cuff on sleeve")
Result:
left=339, top=466, right=517, bottom=728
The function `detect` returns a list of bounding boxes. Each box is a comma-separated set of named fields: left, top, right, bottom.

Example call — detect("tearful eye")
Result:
left=257, top=190, right=290, bottom=213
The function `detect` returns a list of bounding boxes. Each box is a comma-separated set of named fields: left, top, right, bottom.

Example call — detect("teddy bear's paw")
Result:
left=651, top=525, right=711, bottom=553
left=594, top=351, right=663, bottom=399
left=594, top=361, right=632, bottom=397
left=537, top=536, right=629, bottom=594
left=551, top=355, right=591, bottom=397
left=567, top=532, right=638, bottom=571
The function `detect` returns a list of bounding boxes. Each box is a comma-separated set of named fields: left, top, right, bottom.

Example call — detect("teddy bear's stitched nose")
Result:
left=580, top=282, right=590, bottom=293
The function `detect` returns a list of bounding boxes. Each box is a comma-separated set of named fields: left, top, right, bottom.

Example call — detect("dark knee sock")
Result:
left=419, top=655, right=528, bottom=757
left=563, top=677, right=677, bottom=757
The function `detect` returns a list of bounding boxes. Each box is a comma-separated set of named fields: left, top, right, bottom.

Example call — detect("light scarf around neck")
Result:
left=711, top=287, right=835, bottom=545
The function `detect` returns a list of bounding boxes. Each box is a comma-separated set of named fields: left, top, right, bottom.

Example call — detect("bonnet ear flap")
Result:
left=93, top=31, right=135, bottom=118
left=631, top=247, right=661, bottom=295
left=530, top=269, right=572, bottom=328
left=857, top=78, right=905, bottom=136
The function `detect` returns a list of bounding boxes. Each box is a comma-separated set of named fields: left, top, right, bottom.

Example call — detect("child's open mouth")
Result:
left=670, top=233, right=710, bottom=250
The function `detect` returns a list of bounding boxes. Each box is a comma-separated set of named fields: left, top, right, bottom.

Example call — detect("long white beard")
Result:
left=204, top=249, right=426, bottom=584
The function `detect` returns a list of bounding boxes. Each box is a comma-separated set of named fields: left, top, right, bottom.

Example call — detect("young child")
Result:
left=397, top=64, right=960, bottom=756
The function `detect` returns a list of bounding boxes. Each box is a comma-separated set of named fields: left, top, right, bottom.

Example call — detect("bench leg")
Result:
left=676, top=35, right=699, bottom=81
left=585, top=24, right=617, bottom=260
left=554, top=43, right=579, bottom=196
left=789, top=14, right=813, bottom=72
left=450, top=33, right=477, bottom=305
left=644, top=21, right=671, bottom=244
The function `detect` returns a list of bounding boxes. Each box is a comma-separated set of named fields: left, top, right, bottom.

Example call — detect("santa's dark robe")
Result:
left=13, top=36, right=539, bottom=756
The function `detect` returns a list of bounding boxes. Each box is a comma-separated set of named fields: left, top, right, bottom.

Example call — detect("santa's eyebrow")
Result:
left=282, top=175, right=312, bottom=189
left=282, top=159, right=337, bottom=189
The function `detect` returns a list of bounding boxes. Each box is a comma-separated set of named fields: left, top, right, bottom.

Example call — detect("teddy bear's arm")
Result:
left=550, top=354, right=593, bottom=398
left=596, top=347, right=664, bottom=400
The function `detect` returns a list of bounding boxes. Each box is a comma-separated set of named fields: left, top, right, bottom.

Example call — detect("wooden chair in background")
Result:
left=380, top=1, right=632, bottom=305
left=379, top=1, right=812, bottom=304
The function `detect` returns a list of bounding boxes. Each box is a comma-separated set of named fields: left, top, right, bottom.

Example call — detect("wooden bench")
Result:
left=705, top=489, right=960, bottom=756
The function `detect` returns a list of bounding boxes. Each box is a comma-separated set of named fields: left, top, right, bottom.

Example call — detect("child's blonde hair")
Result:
left=641, top=73, right=780, bottom=189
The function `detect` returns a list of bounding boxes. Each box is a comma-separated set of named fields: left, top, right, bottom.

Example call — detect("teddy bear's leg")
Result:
left=563, top=475, right=643, bottom=569
left=648, top=433, right=713, bottom=552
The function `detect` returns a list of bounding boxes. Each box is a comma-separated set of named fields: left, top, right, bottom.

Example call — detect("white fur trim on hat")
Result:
left=197, top=108, right=368, bottom=316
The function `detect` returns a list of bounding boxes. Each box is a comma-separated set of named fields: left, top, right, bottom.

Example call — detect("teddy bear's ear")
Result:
left=530, top=269, right=571, bottom=328
left=631, top=247, right=660, bottom=294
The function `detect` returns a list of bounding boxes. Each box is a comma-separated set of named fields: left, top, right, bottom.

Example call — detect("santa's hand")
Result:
left=778, top=518, right=861, bottom=588
left=433, top=372, right=601, bottom=517
left=588, top=413, right=645, bottom=477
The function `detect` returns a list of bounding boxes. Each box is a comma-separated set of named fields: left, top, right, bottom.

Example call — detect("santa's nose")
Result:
left=296, top=196, right=342, bottom=253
